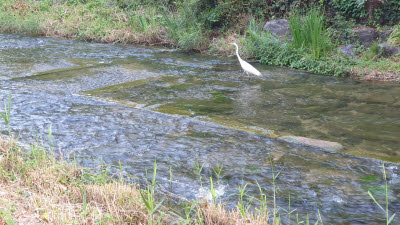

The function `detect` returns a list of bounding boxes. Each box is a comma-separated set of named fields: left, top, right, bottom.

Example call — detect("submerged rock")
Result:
left=263, top=19, right=292, bottom=40
left=278, top=136, right=343, bottom=152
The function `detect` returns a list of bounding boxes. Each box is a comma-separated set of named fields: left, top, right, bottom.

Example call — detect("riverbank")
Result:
left=0, top=0, right=399, bottom=81
left=0, top=137, right=273, bottom=224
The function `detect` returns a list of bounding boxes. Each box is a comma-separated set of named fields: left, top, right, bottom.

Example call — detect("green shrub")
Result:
left=329, top=0, right=399, bottom=25
left=329, top=0, right=367, bottom=21
left=381, top=0, right=400, bottom=25
left=289, top=8, right=333, bottom=59
left=326, top=15, right=356, bottom=45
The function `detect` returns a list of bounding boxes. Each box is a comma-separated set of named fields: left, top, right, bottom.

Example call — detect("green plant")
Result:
left=388, top=24, right=400, bottom=46
left=183, top=201, right=195, bottom=224
left=329, top=0, right=367, bottom=20
left=193, top=158, right=203, bottom=186
left=212, top=162, right=223, bottom=184
left=236, top=183, right=253, bottom=218
left=139, top=160, right=165, bottom=222
left=381, top=0, right=400, bottom=25
left=289, top=8, right=333, bottom=59
left=317, top=210, right=324, bottom=225
left=0, top=93, right=11, bottom=135
left=282, top=194, right=297, bottom=225
left=138, top=15, right=148, bottom=32
left=160, top=1, right=208, bottom=51
left=245, top=18, right=348, bottom=76
left=368, top=163, right=397, bottom=224
left=0, top=208, right=16, bottom=225
left=255, top=181, right=269, bottom=217
left=364, top=42, right=381, bottom=60
left=326, top=15, right=356, bottom=45
left=209, top=176, right=216, bottom=203
left=269, top=159, right=281, bottom=222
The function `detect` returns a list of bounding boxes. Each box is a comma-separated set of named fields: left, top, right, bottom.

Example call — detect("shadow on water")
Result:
left=0, top=33, right=399, bottom=224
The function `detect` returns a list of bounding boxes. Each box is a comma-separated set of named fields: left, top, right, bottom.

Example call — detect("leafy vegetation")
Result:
left=244, top=18, right=349, bottom=76
left=388, top=24, right=400, bottom=46
left=329, top=0, right=368, bottom=21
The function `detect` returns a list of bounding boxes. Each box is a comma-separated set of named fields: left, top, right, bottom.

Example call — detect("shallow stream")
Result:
left=0, top=33, right=399, bottom=224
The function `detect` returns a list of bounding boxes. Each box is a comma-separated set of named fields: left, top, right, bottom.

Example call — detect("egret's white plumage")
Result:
left=232, top=43, right=261, bottom=76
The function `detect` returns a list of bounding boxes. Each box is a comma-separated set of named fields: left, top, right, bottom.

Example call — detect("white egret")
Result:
left=232, top=42, right=261, bottom=76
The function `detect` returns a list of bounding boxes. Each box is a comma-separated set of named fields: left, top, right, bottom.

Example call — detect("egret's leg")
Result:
left=245, top=71, right=250, bottom=80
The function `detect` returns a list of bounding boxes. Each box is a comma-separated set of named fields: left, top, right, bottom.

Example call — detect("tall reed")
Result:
left=289, top=8, right=332, bottom=59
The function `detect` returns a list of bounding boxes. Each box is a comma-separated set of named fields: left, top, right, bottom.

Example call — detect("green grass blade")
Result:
left=388, top=213, right=396, bottom=224
left=152, top=199, right=165, bottom=215
left=152, top=159, right=157, bottom=187
left=0, top=113, right=6, bottom=123
left=368, top=191, right=385, bottom=212
left=82, top=189, right=87, bottom=211
left=318, top=209, right=323, bottom=225
left=139, top=189, right=151, bottom=210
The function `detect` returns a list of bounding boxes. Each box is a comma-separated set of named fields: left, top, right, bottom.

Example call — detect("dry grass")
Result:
left=350, top=56, right=400, bottom=81
left=0, top=137, right=149, bottom=224
left=198, top=202, right=270, bottom=225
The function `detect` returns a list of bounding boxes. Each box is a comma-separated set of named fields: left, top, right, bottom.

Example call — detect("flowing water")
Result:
left=0, top=33, right=399, bottom=224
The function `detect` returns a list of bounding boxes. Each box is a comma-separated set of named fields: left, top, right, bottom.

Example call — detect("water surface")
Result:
left=0, top=33, right=399, bottom=224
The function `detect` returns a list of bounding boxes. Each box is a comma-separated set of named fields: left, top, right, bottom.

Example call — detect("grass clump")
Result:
left=161, top=0, right=209, bottom=51
left=289, top=8, right=333, bottom=59
left=0, top=1, right=40, bottom=35
left=0, top=0, right=166, bottom=44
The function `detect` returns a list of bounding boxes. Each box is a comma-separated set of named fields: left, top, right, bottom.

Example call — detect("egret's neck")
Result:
left=234, top=44, right=242, bottom=61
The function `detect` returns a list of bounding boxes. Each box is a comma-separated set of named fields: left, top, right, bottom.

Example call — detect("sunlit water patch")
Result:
left=84, top=71, right=400, bottom=162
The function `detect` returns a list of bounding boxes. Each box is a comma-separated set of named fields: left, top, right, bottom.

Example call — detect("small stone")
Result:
left=278, top=136, right=343, bottom=152
left=338, top=44, right=357, bottom=58
left=378, top=43, right=400, bottom=57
